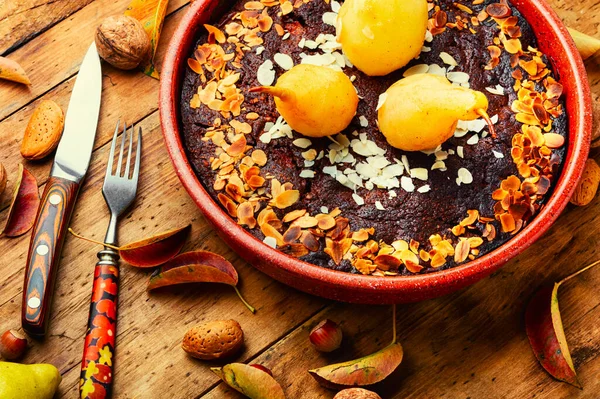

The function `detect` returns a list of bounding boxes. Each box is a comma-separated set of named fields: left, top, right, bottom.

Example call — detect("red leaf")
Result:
left=120, top=225, right=191, bottom=267
left=147, top=250, right=238, bottom=290
left=309, top=342, right=404, bottom=388
left=525, top=283, right=582, bottom=388
left=2, top=164, right=40, bottom=237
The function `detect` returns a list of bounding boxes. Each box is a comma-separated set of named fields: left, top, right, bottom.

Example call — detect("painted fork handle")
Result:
left=22, top=176, right=80, bottom=338
left=80, top=248, right=119, bottom=399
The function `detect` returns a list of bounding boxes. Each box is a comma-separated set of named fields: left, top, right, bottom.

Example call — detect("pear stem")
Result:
left=477, top=109, right=497, bottom=138
left=248, top=86, right=293, bottom=101
left=233, top=285, right=256, bottom=314
left=68, top=228, right=121, bottom=250
left=559, top=259, right=600, bottom=286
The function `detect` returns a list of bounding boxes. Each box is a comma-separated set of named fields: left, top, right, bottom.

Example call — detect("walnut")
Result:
left=95, top=15, right=151, bottom=70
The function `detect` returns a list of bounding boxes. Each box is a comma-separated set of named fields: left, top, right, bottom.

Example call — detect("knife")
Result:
left=22, top=43, right=102, bottom=338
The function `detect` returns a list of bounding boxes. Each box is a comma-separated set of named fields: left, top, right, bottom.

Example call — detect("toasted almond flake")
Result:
left=452, top=224, right=465, bottom=236
left=375, top=201, right=385, bottom=210
left=293, top=138, right=312, bottom=148
left=454, top=239, right=470, bottom=263
left=543, top=133, right=564, bottom=148
left=204, top=24, right=226, bottom=44
left=447, top=71, right=470, bottom=84
left=410, top=168, right=428, bottom=181
left=431, top=160, right=446, bottom=170
left=500, top=213, right=516, bottom=232
left=256, top=46, right=265, bottom=55
left=417, top=185, right=430, bottom=193
left=273, top=190, right=300, bottom=209
left=352, top=193, right=365, bottom=206
left=226, top=135, right=247, bottom=157
left=492, top=150, right=504, bottom=158
left=486, top=84, right=505, bottom=95
left=359, top=115, right=369, bottom=127
left=300, top=170, right=315, bottom=178
left=354, top=258, right=376, bottom=275
left=316, top=215, right=336, bottom=230
left=257, top=59, right=275, bottom=86
left=301, top=149, right=317, bottom=161
left=263, top=236, right=277, bottom=248
left=403, top=64, right=429, bottom=77
left=457, top=168, right=473, bottom=185
left=400, top=176, right=415, bottom=192
left=468, top=237, right=484, bottom=248
left=440, top=51, right=458, bottom=66
left=274, top=53, right=294, bottom=70
left=376, top=93, right=388, bottom=111
left=457, top=146, right=464, bottom=158
left=246, top=112, right=260, bottom=120
left=261, top=223, right=285, bottom=246
left=460, top=209, right=479, bottom=226
left=322, top=12, right=338, bottom=26
left=280, top=0, right=294, bottom=15
left=293, top=214, right=318, bottom=228
left=466, top=134, right=479, bottom=145
left=374, top=254, right=402, bottom=271
left=430, top=253, right=446, bottom=268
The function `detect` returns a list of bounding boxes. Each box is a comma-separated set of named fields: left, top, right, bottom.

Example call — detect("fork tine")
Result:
left=106, top=120, right=120, bottom=177
left=132, top=126, right=142, bottom=182
left=124, top=124, right=134, bottom=178
left=116, top=122, right=127, bottom=177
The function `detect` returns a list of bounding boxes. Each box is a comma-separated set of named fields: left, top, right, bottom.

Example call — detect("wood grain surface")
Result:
left=0, top=0, right=599, bottom=398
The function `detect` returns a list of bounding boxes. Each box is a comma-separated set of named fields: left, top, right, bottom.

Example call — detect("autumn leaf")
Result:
left=118, top=224, right=190, bottom=267
left=124, top=0, right=170, bottom=78
left=0, top=56, right=31, bottom=85
left=525, top=259, right=600, bottom=388
left=212, top=363, right=286, bottom=399
left=148, top=250, right=255, bottom=313
left=69, top=224, right=190, bottom=267
left=2, top=164, right=40, bottom=237
left=309, top=305, right=403, bottom=388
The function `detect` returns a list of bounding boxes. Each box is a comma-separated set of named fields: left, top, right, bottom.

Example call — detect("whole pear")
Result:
left=337, top=0, right=428, bottom=76
left=0, top=362, right=61, bottom=399
left=378, top=74, right=493, bottom=151
left=250, top=64, right=358, bottom=137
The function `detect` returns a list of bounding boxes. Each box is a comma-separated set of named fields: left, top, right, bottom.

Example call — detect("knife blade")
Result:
left=22, top=42, right=102, bottom=338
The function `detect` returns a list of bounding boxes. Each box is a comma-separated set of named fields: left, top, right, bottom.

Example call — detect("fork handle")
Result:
left=22, top=176, right=80, bottom=338
left=80, top=248, right=119, bottom=399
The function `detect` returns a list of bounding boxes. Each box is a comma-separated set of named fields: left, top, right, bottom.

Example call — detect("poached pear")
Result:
left=378, top=74, right=495, bottom=151
left=250, top=64, right=358, bottom=137
left=337, top=0, right=428, bottom=76
left=0, top=362, right=61, bottom=399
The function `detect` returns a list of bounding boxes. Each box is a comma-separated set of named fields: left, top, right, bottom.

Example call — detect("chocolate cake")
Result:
left=179, top=0, right=568, bottom=275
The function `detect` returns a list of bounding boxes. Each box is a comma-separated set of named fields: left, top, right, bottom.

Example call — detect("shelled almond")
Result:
left=570, top=159, right=600, bottom=206
left=20, top=100, right=64, bottom=160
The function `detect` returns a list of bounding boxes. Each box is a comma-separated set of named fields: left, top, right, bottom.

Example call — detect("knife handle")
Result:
left=80, top=249, right=119, bottom=399
left=22, top=176, right=80, bottom=338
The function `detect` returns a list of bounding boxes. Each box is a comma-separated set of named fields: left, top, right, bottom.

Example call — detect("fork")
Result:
left=79, top=121, right=141, bottom=399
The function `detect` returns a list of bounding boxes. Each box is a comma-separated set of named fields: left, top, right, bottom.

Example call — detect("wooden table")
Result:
left=0, top=0, right=599, bottom=397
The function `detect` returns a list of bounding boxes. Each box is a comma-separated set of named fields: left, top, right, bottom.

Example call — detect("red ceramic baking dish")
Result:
left=159, top=0, right=592, bottom=304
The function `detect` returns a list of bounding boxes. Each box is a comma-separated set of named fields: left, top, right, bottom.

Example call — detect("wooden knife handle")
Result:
left=80, top=249, right=119, bottom=399
left=22, top=176, right=80, bottom=338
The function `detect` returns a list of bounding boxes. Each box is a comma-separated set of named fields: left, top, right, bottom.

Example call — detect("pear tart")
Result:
left=180, top=0, right=567, bottom=275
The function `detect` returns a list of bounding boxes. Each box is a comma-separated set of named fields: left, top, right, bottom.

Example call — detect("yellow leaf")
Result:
left=124, top=0, right=170, bottom=79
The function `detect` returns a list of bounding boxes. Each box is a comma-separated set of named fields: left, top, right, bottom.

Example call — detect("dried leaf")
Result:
left=124, top=0, right=170, bottom=78
left=2, top=165, right=40, bottom=237
left=119, top=225, right=191, bottom=267
left=212, top=363, right=286, bottom=399
left=148, top=250, right=238, bottom=289
left=0, top=56, right=31, bottom=85
left=148, top=250, right=255, bottom=313
left=525, top=260, right=600, bottom=388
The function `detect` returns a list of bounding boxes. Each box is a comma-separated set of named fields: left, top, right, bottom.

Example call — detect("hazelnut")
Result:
left=309, top=319, right=343, bottom=352
left=182, top=320, right=243, bottom=360
left=334, top=388, right=382, bottom=399
left=95, top=15, right=151, bottom=70
left=0, top=329, right=28, bottom=360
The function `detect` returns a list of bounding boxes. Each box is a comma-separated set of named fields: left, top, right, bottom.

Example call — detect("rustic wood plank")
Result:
left=0, top=4, right=189, bottom=212
left=0, top=0, right=188, bottom=122
left=0, top=0, right=95, bottom=55
left=203, top=198, right=600, bottom=398
left=0, top=111, right=327, bottom=398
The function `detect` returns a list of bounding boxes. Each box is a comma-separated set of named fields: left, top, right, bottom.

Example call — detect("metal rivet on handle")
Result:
left=49, top=194, right=61, bottom=205
left=28, top=297, right=41, bottom=309
left=36, top=244, right=49, bottom=256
